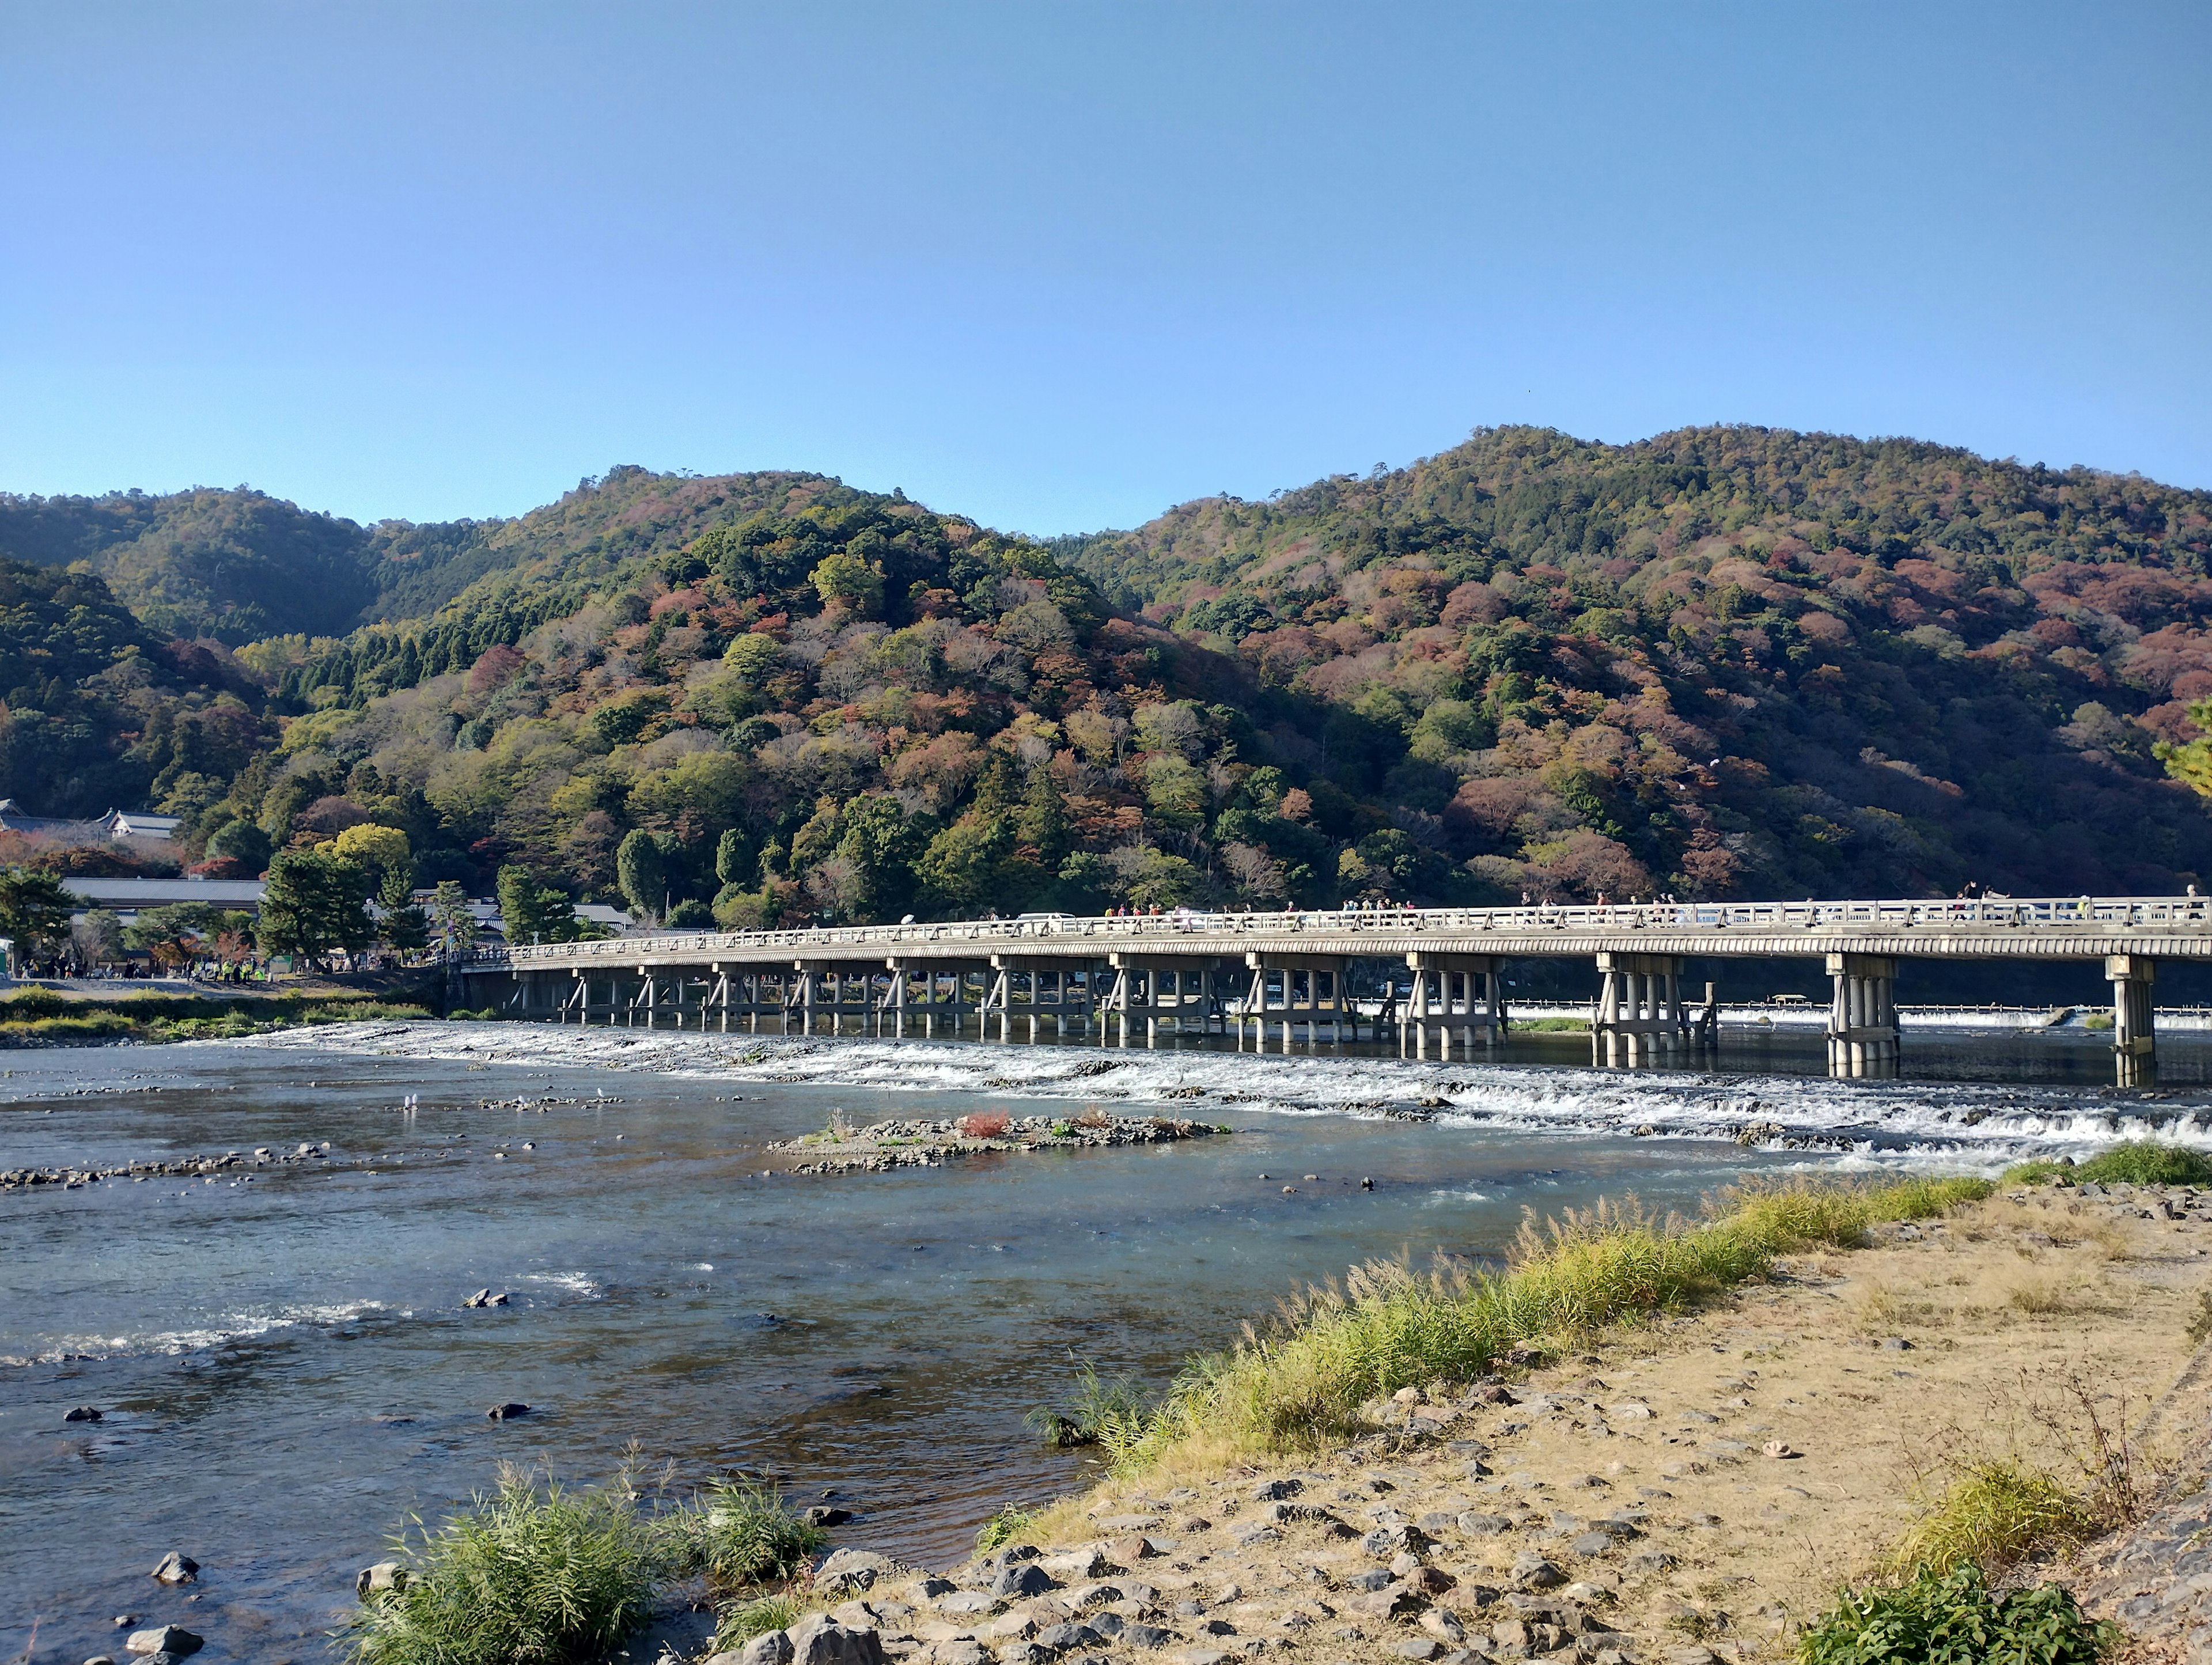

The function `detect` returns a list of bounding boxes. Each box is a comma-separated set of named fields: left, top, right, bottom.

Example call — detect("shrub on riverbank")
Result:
left=340, top=1467, right=822, bottom=1664
left=1800, top=1562, right=2116, bottom=1665
left=1891, top=1459, right=2101, bottom=1577
left=2002, top=1141, right=2212, bottom=1188
left=1027, top=1359, right=1153, bottom=1449
left=666, top=1478, right=825, bottom=1596
left=339, top=1469, right=663, bottom=1665
left=0, top=989, right=431, bottom=1046
left=1098, top=1174, right=1992, bottom=1465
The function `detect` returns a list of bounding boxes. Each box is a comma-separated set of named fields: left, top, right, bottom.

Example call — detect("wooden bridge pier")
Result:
left=1402, top=951, right=1502, bottom=1060
left=1825, top=953, right=1899, bottom=1076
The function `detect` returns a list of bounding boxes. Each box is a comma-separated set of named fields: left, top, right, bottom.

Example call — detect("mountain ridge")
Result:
left=8, top=422, right=2212, bottom=918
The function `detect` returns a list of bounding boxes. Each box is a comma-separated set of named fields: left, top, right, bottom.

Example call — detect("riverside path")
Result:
left=451, top=894, right=2212, bottom=1081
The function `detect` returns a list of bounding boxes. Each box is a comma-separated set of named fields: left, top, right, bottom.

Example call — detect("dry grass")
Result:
left=1855, top=1279, right=1937, bottom=1332
left=1088, top=1174, right=1992, bottom=1468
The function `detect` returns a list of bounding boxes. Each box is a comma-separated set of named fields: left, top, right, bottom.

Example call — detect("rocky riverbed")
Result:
left=709, top=1181, right=2212, bottom=1665
left=768, top=1113, right=1229, bottom=1177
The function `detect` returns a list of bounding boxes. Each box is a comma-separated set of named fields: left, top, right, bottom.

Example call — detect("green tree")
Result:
left=205, top=817, right=275, bottom=873
left=327, top=823, right=412, bottom=893
left=916, top=813, right=1015, bottom=915
left=380, top=868, right=430, bottom=953
left=429, top=879, right=478, bottom=955
left=1016, top=767, right=1072, bottom=864
left=810, top=549, right=885, bottom=616
left=497, top=864, right=579, bottom=945
left=615, top=829, right=668, bottom=921
left=0, top=866, right=76, bottom=963
left=257, top=849, right=373, bottom=965
left=715, top=828, right=755, bottom=888
left=126, top=902, right=216, bottom=967
left=1141, top=754, right=1208, bottom=829
left=828, top=794, right=931, bottom=921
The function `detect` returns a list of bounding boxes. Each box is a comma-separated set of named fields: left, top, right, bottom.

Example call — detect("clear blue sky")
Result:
left=3, top=3, right=2207, bottom=533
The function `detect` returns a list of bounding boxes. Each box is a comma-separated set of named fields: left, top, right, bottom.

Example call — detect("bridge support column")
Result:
left=1240, top=954, right=1349, bottom=1053
left=1825, top=954, right=1899, bottom=1076
left=1403, top=953, right=1501, bottom=1059
left=1593, top=953, right=1685, bottom=1065
left=2107, top=955, right=2156, bottom=1084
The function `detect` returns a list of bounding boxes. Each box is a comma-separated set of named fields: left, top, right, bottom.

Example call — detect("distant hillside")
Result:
left=0, top=466, right=859, bottom=644
left=8, top=426, right=2212, bottom=917
left=1054, top=426, right=2212, bottom=897
left=0, top=559, right=269, bottom=818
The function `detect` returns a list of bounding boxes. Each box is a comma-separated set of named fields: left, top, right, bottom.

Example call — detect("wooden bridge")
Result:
left=453, top=894, right=2212, bottom=1079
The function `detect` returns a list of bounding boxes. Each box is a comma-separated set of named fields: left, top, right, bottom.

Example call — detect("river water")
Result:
left=5, top=1020, right=2211, bottom=1664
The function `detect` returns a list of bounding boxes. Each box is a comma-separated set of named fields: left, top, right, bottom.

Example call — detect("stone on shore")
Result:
left=730, top=1629, right=794, bottom=1665
left=819, top=1548, right=896, bottom=1592
left=787, top=1614, right=888, bottom=1665
left=356, top=1561, right=409, bottom=1598
left=993, top=1561, right=1055, bottom=1599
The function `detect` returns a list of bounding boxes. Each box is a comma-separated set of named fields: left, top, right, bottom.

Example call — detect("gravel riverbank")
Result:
left=748, top=1183, right=2212, bottom=1665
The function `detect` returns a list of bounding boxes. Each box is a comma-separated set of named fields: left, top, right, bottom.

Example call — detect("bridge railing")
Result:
left=459, top=894, right=2212, bottom=970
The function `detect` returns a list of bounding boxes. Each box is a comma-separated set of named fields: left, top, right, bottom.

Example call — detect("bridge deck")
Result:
left=460, top=896, right=2212, bottom=975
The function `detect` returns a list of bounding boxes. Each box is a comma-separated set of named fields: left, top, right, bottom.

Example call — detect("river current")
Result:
left=6, top=1020, right=2211, bottom=1664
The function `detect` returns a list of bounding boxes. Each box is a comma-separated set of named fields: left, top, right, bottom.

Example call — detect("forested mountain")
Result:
left=1060, top=427, right=2212, bottom=898
left=9, top=425, right=2212, bottom=919
left=0, top=466, right=838, bottom=643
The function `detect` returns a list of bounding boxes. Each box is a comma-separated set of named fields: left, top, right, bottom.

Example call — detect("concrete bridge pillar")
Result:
left=1402, top=953, right=1502, bottom=1059
left=1825, top=953, right=1899, bottom=1076
left=1592, top=952, right=1685, bottom=1065
left=2106, top=954, right=2156, bottom=1083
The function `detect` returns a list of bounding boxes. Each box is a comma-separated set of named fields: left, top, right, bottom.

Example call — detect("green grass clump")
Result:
left=713, top=1594, right=807, bottom=1652
left=337, top=1468, right=665, bottom=1665
left=339, top=1466, right=823, bottom=1664
left=1891, top=1459, right=2099, bottom=1578
left=974, top=1505, right=1036, bottom=1553
left=664, top=1479, right=825, bottom=1597
left=13, top=1012, right=134, bottom=1042
left=1026, top=1358, right=1153, bottom=1449
left=1513, top=1016, right=1590, bottom=1031
left=1800, top=1561, right=2115, bottom=1665
left=2005, top=1141, right=2212, bottom=1188
left=1097, top=1174, right=1991, bottom=1465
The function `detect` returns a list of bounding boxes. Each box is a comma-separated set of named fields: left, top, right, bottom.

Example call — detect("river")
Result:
left=4, top=1019, right=2210, bottom=1663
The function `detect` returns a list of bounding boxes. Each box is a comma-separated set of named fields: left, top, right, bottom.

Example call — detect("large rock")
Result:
left=149, top=1553, right=198, bottom=1586
left=787, top=1614, right=887, bottom=1665
left=1035, top=1622, right=1103, bottom=1654
left=124, top=1628, right=202, bottom=1658
left=817, top=1548, right=895, bottom=1592
left=357, top=1561, right=408, bottom=1599
left=991, top=1561, right=1055, bottom=1599
left=736, top=1630, right=795, bottom=1665
left=1510, top=1553, right=1565, bottom=1590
